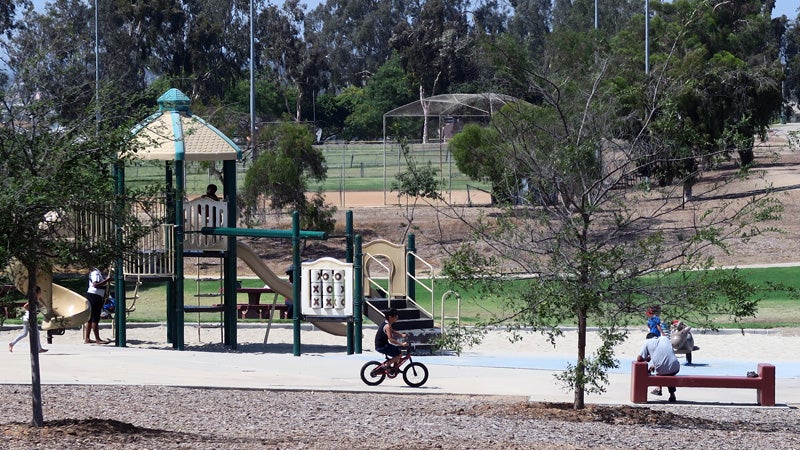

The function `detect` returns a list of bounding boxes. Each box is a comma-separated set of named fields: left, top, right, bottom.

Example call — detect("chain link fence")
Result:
left=316, top=140, right=489, bottom=206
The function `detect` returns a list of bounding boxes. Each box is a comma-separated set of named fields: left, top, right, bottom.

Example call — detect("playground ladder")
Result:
left=192, top=256, right=224, bottom=342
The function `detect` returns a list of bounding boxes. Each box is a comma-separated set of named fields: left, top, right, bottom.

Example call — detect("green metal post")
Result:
left=354, top=235, right=363, bottom=354
left=346, top=210, right=354, bottom=354
left=345, top=210, right=353, bottom=263
left=223, top=160, right=238, bottom=348
left=167, top=280, right=175, bottom=345
left=165, top=162, right=175, bottom=346
left=114, top=162, right=126, bottom=346
left=292, top=211, right=302, bottom=356
left=175, top=159, right=185, bottom=350
left=407, top=233, right=416, bottom=302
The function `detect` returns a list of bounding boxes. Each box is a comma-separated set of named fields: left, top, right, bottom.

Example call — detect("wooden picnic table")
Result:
left=236, top=287, right=288, bottom=319
left=237, top=287, right=275, bottom=305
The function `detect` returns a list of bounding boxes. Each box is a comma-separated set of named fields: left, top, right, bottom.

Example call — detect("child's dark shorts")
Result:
left=376, top=344, right=400, bottom=357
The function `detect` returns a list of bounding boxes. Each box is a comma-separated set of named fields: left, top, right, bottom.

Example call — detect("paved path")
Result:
left=2, top=323, right=797, bottom=407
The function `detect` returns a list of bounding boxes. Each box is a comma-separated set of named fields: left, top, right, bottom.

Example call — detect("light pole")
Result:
left=645, top=0, right=650, bottom=74
left=95, top=0, right=100, bottom=128
left=249, top=0, right=256, bottom=159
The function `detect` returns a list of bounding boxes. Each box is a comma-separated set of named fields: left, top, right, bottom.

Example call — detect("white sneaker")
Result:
left=650, top=388, right=662, bottom=395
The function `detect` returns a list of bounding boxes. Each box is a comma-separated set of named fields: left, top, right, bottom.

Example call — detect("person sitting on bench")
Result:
left=637, top=332, right=680, bottom=402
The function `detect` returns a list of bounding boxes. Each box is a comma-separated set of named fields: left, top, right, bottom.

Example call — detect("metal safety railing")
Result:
left=363, top=254, right=393, bottom=305
left=440, top=290, right=462, bottom=333
left=406, top=251, right=435, bottom=321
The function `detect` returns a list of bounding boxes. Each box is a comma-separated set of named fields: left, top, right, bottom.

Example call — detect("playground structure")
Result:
left=4, top=88, right=452, bottom=355
left=118, top=87, right=356, bottom=353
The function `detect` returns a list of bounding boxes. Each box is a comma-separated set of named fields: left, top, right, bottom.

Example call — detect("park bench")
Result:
left=630, top=361, right=776, bottom=406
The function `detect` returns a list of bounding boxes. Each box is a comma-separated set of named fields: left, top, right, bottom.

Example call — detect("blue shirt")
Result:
left=647, top=315, right=662, bottom=336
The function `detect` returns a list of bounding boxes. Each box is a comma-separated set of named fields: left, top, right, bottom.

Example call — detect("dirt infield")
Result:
left=319, top=189, right=492, bottom=208
left=236, top=123, right=800, bottom=279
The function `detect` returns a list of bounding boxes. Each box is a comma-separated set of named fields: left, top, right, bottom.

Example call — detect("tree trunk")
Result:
left=683, top=182, right=693, bottom=206
left=295, top=90, right=303, bottom=123
left=574, top=312, right=587, bottom=410
left=26, top=270, right=44, bottom=427
left=420, top=86, right=429, bottom=144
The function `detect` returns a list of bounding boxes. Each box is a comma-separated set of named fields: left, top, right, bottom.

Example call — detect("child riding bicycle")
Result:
left=374, top=308, right=408, bottom=370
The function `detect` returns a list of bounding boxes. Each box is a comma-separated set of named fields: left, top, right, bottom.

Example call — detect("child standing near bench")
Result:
left=645, top=305, right=663, bottom=336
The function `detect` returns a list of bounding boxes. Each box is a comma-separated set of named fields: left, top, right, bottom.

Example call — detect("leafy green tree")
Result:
left=449, top=122, right=520, bottom=204
left=442, top=20, right=780, bottom=410
left=390, top=141, right=444, bottom=242
left=0, top=72, right=148, bottom=426
left=472, top=0, right=509, bottom=37
left=391, top=0, right=476, bottom=141
left=605, top=0, right=783, bottom=203
left=242, top=122, right=336, bottom=233
left=305, top=0, right=410, bottom=89
left=0, top=0, right=15, bottom=34
left=507, top=0, right=551, bottom=58
left=783, top=15, right=800, bottom=113
left=3, top=0, right=171, bottom=129
left=257, top=0, right=328, bottom=123
left=3, top=1, right=97, bottom=123
left=312, top=91, right=353, bottom=141
left=343, top=54, right=416, bottom=140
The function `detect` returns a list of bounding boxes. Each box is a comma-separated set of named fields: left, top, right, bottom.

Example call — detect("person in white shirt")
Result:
left=85, top=267, right=111, bottom=344
left=637, top=332, right=680, bottom=402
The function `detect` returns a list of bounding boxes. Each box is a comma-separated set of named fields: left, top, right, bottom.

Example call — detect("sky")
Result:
left=772, top=0, right=798, bottom=18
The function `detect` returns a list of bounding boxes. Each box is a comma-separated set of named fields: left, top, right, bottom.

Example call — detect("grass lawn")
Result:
left=10, top=266, right=795, bottom=329
left=122, top=151, right=490, bottom=196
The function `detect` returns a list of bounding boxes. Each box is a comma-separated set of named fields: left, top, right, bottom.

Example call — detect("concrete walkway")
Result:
left=1, top=323, right=797, bottom=407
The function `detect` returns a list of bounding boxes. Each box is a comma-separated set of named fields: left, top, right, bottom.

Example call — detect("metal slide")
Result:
left=235, top=241, right=348, bottom=336
left=7, top=262, right=91, bottom=331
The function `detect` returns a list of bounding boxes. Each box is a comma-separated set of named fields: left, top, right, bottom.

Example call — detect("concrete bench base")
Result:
left=630, top=361, right=775, bottom=406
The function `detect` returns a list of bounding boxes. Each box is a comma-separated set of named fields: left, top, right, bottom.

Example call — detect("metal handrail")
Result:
left=440, top=290, right=461, bottom=333
left=363, top=252, right=393, bottom=307
left=407, top=251, right=435, bottom=319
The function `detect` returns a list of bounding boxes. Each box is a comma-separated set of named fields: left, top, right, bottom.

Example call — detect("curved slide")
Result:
left=235, top=241, right=348, bottom=336
left=7, top=262, right=91, bottom=331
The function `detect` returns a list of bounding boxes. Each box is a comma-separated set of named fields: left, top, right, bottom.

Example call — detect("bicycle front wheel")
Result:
left=360, top=361, right=386, bottom=386
left=402, top=362, right=429, bottom=387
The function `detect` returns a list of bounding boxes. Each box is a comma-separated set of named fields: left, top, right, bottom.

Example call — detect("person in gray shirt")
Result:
left=637, top=332, right=680, bottom=401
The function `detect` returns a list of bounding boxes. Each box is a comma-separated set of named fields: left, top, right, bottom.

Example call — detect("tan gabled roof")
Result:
left=130, top=89, right=242, bottom=161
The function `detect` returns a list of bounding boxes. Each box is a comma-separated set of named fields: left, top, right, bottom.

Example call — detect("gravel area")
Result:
left=2, top=385, right=799, bottom=449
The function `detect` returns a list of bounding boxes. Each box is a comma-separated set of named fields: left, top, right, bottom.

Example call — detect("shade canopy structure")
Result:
left=130, top=88, right=242, bottom=161
left=380, top=93, right=522, bottom=204
left=383, top=93, right=520, bottom=119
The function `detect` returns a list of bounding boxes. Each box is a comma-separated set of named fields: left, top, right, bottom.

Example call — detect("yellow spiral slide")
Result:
left=6, top=261, right=91, bottom=331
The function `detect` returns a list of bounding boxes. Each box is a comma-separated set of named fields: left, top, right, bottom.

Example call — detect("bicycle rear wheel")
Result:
left=402, top=362, right=429, bottom=387
left=360, top=361, right=386, bottom=386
